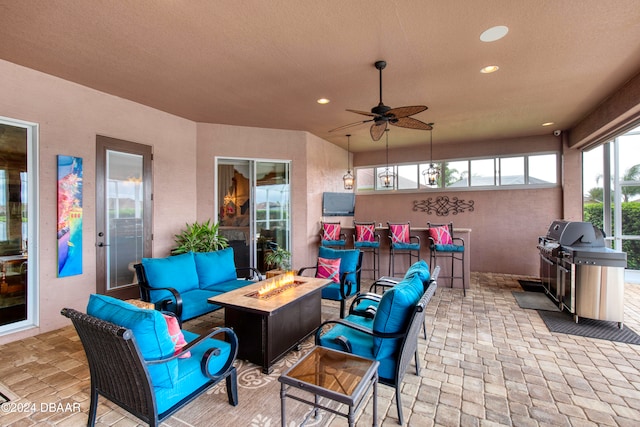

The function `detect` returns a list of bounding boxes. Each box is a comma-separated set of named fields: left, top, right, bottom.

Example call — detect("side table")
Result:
left=279, top=346, right=378, bottom=427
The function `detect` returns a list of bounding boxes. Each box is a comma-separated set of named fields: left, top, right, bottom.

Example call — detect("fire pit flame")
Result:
left=245, top=272, right=304, bottom=299
left=258, top=271, right=295, bottom=296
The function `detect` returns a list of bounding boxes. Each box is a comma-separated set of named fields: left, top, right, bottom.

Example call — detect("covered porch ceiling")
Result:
left=1, top=1, right=639, bottom=152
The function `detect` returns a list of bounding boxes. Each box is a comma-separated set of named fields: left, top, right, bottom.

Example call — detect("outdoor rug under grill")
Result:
left=517, top=279, right=545, bottom=292
left=512, top=291, right=561, bottom=312
left=537, top=310, right=640, bottom=345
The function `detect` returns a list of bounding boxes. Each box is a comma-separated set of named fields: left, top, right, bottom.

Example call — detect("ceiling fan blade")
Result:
left=385, top=105, right=428, bottom=118
left=328, top=119, right=374, bottom=133
left=346, top=109, right=377, bottom=117
left=391, top=117, right=433, bottom=131
left=370, top=121, right=388, bottom=141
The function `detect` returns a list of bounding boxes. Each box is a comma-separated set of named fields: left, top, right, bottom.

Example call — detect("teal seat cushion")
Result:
left=322, top=239, right=346, bottom=247
left=203, top=278, right=251, bottom=293
left=404, top=260, right=430, bottom=283
left=392, top=242, right=420, bottom=251
left=86, top=294, right=177, bottom=388
left=155, top=330, right=233, bottom=414
left=322, top=281, right=358, bottom=301
left=318, top=247, right=360, bottom=286
left=317, top=320, right=395, bottom=380
left=372, top=276, right=421, bottom=359
left=194, top=248, right=237, bottom=288
left=433, top=244, right=464, bottom=252
left=164, top=289, right=223, bottom=321
left=354, top=241, right=380, bottom=249
left=142, top=252, right=199, bottom=302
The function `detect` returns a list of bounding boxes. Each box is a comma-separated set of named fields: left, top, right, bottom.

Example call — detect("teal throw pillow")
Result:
left=194, top=248, right=237, bottom=288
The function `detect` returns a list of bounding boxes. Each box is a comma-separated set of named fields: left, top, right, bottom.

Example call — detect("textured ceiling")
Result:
left=1, top=0, right=640, bottom=152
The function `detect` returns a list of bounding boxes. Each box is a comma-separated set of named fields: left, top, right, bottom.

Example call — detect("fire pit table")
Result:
left=208, top=273, right=330, bottom=373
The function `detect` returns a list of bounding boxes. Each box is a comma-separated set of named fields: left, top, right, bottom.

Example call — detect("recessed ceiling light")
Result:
left=480, top=25, right=509, bottom=42
left=317, top=98, right=330, bottom=104
left=542, top=122, right=555, bottom=127
left=480, top=65, right=499, bottom=74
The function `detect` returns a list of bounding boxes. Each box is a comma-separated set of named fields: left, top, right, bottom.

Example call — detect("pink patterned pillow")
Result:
left=322, top=223, right=341, bottom=241
left=316, top=257, right=341, bottom=283
left=162, top=313, right=191, bottom=358
left=389, top=224, right=410, bottom=244
left=429, top=225, right=453, bottom=245
left=355, top=223, right=376, bottom=242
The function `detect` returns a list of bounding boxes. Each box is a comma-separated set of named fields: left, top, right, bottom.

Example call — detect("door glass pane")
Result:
left=218, top=160, right=251, bottom=270
left=618, top=126, right=640, bottom=269
left=0, top=124, right=28, bottom=327
left=106, top=151, right=143, bottom=290
left=256, top=162, right=290, bottom=272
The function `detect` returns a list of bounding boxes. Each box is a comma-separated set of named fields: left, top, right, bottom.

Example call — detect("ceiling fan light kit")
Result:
left=330, top=60, right=432, bottom=141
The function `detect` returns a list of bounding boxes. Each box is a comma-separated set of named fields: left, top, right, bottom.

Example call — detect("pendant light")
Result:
left=342, top=134, right=354, bottom=190
left=378, top=129, right=395, bottom=188
left=422, top=124, right=440, bottom=186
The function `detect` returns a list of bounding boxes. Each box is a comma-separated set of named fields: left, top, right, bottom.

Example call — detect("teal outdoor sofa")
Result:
left=61, top=294, right=238, bottom=426
left=134, top=248, right=260, bottom=323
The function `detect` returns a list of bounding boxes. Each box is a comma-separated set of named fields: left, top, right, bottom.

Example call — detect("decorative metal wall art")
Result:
left=413, top=196, right=474, bottom=216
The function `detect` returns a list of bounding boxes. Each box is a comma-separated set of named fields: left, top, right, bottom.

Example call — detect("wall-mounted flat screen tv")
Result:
left=322, top=192, right=355, bottom=216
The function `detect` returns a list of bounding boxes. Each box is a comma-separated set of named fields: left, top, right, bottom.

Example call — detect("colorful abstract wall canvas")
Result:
left=57, top=155, right=83, bottom=277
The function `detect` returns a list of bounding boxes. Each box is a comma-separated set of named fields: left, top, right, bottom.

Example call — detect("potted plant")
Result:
left=264, top=246, right=292, bottom=277
left=172, top=219, right=229, bottom=255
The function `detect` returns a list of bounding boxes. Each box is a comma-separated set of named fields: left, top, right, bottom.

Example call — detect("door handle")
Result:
left=96, top=242, right=110, bottom=247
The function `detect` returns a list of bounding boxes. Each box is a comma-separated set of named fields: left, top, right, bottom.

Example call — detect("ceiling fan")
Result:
left=330, top=60, right=432, bottom=141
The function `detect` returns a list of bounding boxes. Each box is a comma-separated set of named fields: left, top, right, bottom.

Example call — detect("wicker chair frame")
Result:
left=61, top=308, right=238, bottom=427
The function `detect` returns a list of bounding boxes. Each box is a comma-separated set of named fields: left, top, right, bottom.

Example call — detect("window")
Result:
left=444, top=161, right=468, bottom=188
left=583, top=125, right=640, bottom=271
left=470, top=158, right=495, bottom=186
left=397, top=164, right=419, bottom=190
left=500, top=156, right=524, bottom=185
left=356, top=152, right=558, bottom=193
left=529, top=154, right=557, bottom=184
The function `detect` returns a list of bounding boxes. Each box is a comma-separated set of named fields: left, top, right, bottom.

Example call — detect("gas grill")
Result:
left=538, top=220, right=627, bottom=327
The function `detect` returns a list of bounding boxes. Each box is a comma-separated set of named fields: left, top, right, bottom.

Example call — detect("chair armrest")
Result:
left=134, top=263, right=183, bottom=320
left=452, top=237, right=465, bottom=246
left=297, top=266, right=316, bottom=276
left=315, top=319, right=406, bottom=345
left=146, top=326, right=239, bottom=381
left=348, top=292, right=381, bottom=317
left=410, top=235, right=421, bottom=245
left=369, top=277, right=399, bottom=293
left=236, top=266, right=261, bottom=280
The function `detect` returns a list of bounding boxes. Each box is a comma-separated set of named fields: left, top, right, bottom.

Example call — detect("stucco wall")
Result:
left=195, top=124, right=350, bottom=271
left=353, top=134, right=566, bottom=276
left=0, top=59, right=197, bottom=344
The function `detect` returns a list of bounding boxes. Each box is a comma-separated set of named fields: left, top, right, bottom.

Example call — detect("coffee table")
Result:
left=279, top=346, right=378, bottom=427
left=208, top=275, right=330, bottom=373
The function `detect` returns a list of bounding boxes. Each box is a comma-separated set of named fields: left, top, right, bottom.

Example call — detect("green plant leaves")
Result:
left=172, top=219, right=229, bottom=254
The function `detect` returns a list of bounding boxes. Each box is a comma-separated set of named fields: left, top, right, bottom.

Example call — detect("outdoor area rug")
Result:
left=537, top=310, right=640, bottom=345
left=517, top=279, right=545, bottom=293
left=0, top=380, right=19, bottom=404
left=512, top=291, right=561, bottom=312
